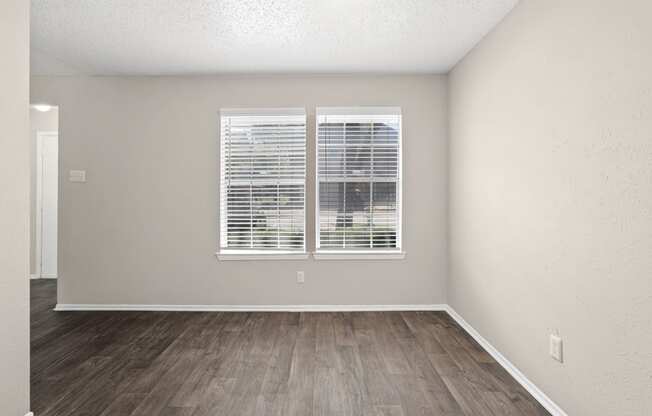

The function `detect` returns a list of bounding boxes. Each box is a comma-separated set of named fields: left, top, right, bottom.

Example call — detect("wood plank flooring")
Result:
left=31, top=280, right=549, bottom=416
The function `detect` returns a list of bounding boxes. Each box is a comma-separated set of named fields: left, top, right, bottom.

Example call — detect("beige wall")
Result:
left=0, top=0, right=31, bottom=414
left=449, top=0, right=652, bottom=415
left=30, top=107, right=59, bottom=275
left=30, top=75, right=448, bottom=307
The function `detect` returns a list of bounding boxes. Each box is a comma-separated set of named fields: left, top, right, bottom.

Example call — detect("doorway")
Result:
left=31, top=105, right=59, bottom=279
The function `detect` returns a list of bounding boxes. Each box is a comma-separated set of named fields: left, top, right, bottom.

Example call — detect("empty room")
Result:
left=2, top=0, right=651, bottom=415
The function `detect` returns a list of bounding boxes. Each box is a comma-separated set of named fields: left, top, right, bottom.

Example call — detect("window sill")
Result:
left=216, top=251, right=309, bottom=261
left=312, top=251, right=406, bottom=260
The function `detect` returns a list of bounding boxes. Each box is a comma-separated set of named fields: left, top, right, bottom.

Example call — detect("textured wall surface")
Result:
left=449, top=0, right=652, bottom=415
left=0, top=0, right=31, bottom=414
left=31, top=74, right=448, bottom=307
left=30, top=107, right=59, bottom=275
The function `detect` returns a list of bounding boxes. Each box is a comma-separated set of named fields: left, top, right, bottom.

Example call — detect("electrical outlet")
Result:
left=550, top=334, right=563, bottom=363
left=297, top=271, right=305, bottom=284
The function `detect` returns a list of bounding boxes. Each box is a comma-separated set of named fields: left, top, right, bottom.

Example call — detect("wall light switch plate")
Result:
left=69, top=170, right=86, bottom=182
left=550, top=334, right=563, bottom=363
left=297, top=271, right=305, bottom=284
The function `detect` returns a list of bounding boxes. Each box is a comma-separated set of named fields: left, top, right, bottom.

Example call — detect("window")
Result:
left=219, top=108, right=306, bottom=257
left=316, top=107, right=402, bottom=256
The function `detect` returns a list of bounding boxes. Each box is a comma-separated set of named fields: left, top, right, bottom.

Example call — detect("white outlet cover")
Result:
left=550, top=334, right=563, bottom=363
left=297, top=271, right=305, bottom=283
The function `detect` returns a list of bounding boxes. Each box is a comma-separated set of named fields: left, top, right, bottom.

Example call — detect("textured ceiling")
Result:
left=31, top=0, right=518, bottom=75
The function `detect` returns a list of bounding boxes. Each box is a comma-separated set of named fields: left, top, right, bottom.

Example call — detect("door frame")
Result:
left=35, top=130, right=58, bottom=279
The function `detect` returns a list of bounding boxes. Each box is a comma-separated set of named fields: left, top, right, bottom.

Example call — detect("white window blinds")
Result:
left=220, top=108, right=306, bottom=252
left=316, top=107, right=402, bottom=251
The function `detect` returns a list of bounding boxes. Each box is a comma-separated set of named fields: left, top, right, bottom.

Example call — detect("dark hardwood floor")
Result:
left=31, top=279, right=549, bottom=415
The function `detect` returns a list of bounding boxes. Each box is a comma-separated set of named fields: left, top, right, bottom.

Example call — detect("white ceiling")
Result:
left=31, top=0, right=518, bottom=76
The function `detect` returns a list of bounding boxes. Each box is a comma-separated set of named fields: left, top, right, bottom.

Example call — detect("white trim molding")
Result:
left=316, top=106, right=402, bottom=116
left=31, top=274, right=57, bottom=279
left=312, top=251, right=406, bottom=260
left=54, top=304, right=446, bottom=312
left=220, top=107, right=306, bottom=117
left=25, top=412, right=34, bottom=416
left=444, top=306, right=568, bottom=416
left=216, top=252, right=310, bottom=261
left=40, top=273, right=58, bottom=279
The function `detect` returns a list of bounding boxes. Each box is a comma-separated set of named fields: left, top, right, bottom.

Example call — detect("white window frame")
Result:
left=313, top=106, right=405, bottom=260
left=217, top=107, right=308, bottom=261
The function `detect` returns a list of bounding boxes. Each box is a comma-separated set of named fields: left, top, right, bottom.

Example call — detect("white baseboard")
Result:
left=444, top=306, right=568, bottom=416
left=54, top=303, right=447, bottom=312
left=40, top=274, right=57, bottom=279
left=30, top=274, right=57, bottom=279
left=25, top=412, right=34, bottom=416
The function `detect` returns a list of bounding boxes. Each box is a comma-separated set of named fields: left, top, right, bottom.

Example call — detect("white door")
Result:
left=37, top=132, right=58, bottom=278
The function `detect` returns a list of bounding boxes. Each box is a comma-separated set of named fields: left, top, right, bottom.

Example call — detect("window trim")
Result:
left=314, top=106, right=403, bottom=253
left=312, top=250, right=406, bottom=260
left=218, top=107, right=307, bottom=258
left=216, top=251, right=310, bottom=261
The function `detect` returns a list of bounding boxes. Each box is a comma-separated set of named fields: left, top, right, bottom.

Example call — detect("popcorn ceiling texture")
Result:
left=449, top=0, right=652, bottom=415
left=31, top=0, right=518, bottom=75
